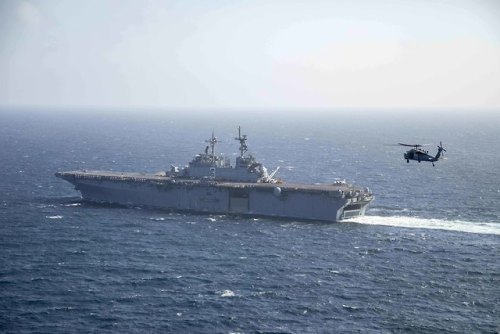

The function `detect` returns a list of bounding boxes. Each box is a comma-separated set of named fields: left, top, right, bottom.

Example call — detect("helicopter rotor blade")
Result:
left=398, top=143, right=422, bottom=147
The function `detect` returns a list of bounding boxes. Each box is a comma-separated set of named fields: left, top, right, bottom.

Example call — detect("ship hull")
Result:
left=56, top=171, right=373, bottom=222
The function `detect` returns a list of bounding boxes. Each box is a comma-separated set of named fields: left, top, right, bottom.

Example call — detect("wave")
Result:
left=345, top=215, right=500, bottom=235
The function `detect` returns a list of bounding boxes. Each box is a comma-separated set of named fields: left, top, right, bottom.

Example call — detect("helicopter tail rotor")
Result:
left=438, top=141, right=446, bottom=153
left=436, top=141, right=446, bottom=160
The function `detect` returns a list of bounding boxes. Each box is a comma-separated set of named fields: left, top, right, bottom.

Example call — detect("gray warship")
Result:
left=56, top=127, right=373, bottom=222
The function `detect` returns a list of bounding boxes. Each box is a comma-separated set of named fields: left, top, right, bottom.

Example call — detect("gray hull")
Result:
left=56, top=171, right=373, bottom=222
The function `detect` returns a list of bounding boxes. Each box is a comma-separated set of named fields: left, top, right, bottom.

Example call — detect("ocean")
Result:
left=0, top=109, right=499, bottom=333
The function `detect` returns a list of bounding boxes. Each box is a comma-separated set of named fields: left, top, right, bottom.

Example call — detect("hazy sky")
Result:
left=1, top=0, right=499, bottom=110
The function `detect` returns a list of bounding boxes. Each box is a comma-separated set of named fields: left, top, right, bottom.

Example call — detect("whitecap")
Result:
left=254, top=291, right=272, bottom=296
left=46, top=215, right=63, bottom=219
left=207, top=217, right=217, bottom=222
left=38, top=204, right=56, bottom=209
left=221, top=290, right=235, bottom=297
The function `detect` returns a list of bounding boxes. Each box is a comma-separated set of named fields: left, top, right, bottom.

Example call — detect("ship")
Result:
left=55, top=127, right=373, bottom=222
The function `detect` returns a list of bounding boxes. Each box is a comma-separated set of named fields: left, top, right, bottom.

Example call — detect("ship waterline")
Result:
left=56, top=127, right=373, bottom=222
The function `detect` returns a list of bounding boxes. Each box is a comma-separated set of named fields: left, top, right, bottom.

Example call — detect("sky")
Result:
left=1, top=0, right=499, bottom=111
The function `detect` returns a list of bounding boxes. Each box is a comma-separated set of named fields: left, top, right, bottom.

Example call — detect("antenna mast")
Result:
left=205, top=131, right=218, bottom=163
left=235, top=126, right=248, bottom=157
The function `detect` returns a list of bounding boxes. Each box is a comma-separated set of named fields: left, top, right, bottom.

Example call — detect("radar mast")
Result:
left=235, top=126, right=248, bottom=157
left=205, top=131, right=218, bottom=163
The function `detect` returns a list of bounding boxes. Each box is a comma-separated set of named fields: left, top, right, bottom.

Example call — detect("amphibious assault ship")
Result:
left=56, top=127, right=373, bottom=222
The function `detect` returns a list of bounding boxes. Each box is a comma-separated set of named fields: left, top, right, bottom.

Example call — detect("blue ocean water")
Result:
left=0, top=109, right=499, bottom=333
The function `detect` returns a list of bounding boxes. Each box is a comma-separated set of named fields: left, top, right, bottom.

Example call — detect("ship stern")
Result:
left=338, top=187, right=374, bottom=220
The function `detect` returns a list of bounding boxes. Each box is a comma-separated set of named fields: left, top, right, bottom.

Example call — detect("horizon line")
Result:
left=1, top=105, right=499, bottom=114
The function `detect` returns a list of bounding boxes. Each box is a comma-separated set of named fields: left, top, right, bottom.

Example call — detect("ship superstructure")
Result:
left=56, top=127, right=373, bottom=222
left=171, top=128, right=275, bottom=183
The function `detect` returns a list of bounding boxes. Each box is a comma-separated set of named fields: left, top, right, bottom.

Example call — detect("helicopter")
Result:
left=397, top=142, right=446, bottom=166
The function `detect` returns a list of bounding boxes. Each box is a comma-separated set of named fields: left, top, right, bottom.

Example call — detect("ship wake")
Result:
left=345, top=215, right=500, bottom=235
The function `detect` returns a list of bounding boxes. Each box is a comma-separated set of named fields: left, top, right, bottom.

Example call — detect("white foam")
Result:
left=221, top=290, right=235, bottom=297
left=345, top=215, right=500, bottom=235
left=46, top=215, right=63, bottom=219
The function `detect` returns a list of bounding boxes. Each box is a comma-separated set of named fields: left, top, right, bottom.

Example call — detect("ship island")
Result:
left=56, top=127, right=373, bottom=222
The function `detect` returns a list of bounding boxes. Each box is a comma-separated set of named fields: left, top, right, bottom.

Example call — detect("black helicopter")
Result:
left=397, top=142, right=446, bottom=166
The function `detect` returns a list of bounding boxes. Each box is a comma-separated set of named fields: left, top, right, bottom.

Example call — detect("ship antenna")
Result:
left=235, top=126, right=248, bottom=157
left=205, top=131, right=218, bottom=163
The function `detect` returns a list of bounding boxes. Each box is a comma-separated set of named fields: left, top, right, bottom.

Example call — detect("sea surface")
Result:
left=0, top=109, right=499, bottom=333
